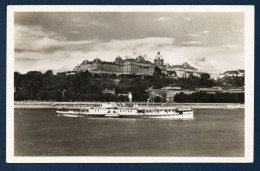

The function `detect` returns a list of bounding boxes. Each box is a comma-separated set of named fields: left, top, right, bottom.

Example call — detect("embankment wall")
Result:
left=14, top=101, right=244, bottom=109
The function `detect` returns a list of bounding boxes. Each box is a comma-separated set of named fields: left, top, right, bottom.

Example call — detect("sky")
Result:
left=14, top=12, right=244, bottom=74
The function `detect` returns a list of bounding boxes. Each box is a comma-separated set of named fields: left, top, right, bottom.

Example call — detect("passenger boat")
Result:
left=55, top=93, right=194, bottom=119
left=56, top=103, right=193, bottom=119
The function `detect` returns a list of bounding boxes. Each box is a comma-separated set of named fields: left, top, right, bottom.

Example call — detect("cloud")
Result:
left=222, top=45, right=241, bottom=49
left=187, top=34, right=200, bottom=37
left=90, top=20, right=111, bottom=29
left=15, top=34, right=176, bottom=73
left=14, top=25, right=243, bottom=75
left=102, top=37, right=175, bottom=51
left=155, top=17, right=172, bottom=22
left=15, top=57, right=40, bottom=62
left=15, top=24, right=99, bottom=53
left=185, top=17, right=194, bottom=22
left=231, top=27, right=244, bottom=32
left=198, top=30, right=209, bottom=34
left=196, top=57, right=206, bottom=62
left=181, top=41, right=202, bottom=45
left=71, top=17, right=82, bottom=23
left=186, top=30, right=209, bottom=37
left=191, top=57, right=206, bottom=66
left=69, top=30, right=81, bottom=34
left=71, top=17, right=85, bottom=28
left=14, top=12, right=245, bottom=74
left=167, top=46, right=244, bottom=74
left=15, top=38, right=244, bottom=74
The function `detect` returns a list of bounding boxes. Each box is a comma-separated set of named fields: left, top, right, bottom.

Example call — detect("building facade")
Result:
left=219, top=69, right=245, bottom=78
left=74, top=55, right=154, bottom=75
left=147, top=86, right=195, bottom=102
left=148, top=86, right=244, bottom=102
left=154, top=51, right=164, bottom=68
left=73, top=51, right=199, bottom=77
left=153, top=52, right=200, bottom=78
left=103, top=88, right=116, bottom=95
left=166, top=62, right=200, bottom=78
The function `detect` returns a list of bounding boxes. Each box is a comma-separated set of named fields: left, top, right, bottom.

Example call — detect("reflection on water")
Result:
left=14, top=109, right=244, bottom=156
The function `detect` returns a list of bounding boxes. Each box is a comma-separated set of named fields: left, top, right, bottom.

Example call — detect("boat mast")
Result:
left=128, top=92, right=133, bottom=107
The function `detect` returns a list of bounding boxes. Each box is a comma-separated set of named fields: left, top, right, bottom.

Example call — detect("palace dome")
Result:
left=93, top=58, right=101, bottom=63
left=115, top=56, right=122, bottom=61
left=136, top=55, right=145, bottom=61
left=155, top=51, right=163, bottom=60
left=83, top=60, right=89, bottom=64
left=183, top=62, right=190, bottom=67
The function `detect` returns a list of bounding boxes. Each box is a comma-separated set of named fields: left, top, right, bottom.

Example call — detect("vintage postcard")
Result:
left=6, top=5, right=254, bottom=163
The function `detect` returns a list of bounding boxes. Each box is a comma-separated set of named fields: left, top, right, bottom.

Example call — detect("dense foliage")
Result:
left=174, top=92, right=244, bottom=103
left=14, top=69, right=244, bottom=102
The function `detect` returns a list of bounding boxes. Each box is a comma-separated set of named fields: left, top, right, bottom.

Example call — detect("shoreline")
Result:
left=14, top=101, right=244, bottom=109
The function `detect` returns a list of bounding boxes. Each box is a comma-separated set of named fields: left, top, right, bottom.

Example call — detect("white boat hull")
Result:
left=56, top=104, right=194, bottom=119
left=57, top=111, right=193, bottom=119
left=61, top=114, right=81, bottom=117
left=143, top=114, right=193, bottom=119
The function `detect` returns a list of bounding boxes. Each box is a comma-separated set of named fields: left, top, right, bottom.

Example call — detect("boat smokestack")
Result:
left=128, top=92, right=132, bottom=106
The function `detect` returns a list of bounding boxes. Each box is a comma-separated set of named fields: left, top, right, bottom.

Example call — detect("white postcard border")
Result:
left=6, top=5, right=254, bottom=163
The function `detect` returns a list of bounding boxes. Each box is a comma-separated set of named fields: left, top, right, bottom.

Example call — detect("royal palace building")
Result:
left=73, top=52, right=199, bottom=77
left=74, top=55, right=155, bottom=75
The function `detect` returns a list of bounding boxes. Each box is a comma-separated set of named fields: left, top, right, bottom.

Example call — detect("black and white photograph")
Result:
left=6, top=6, right=254, bottom=163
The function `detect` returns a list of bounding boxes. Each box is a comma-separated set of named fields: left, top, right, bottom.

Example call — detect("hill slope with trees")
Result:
left=14, top=69, right=244, bottom=102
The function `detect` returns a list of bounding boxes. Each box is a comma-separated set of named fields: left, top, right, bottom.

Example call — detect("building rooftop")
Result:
left=195, top=87, right=222, bottom=92
left=223, top=70, right=239, bottom=75
left=170, top=64, right=197, bottom=70
left=161, top=86, right=182, bottom=90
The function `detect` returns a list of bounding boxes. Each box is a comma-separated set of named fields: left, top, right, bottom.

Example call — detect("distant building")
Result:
left=154, top=51, right=164, bottom=68
left=219, top=69, right=245, bottom=78
left=147, top=86, right=194, bottom=102
left=222, top=87, right=244, bottom=93
left=166, top=62, right=200, bottom=78
left=57, top=71, right=77, bottom=76
left=117, top=93, right=129, bottom=97
left=73, top=51, right=200, bottom=77
left=147, top=86, right=244, bottom=102
left=210, top=74, right=219, bottom=80
left=103, top=88, right=115, bottom=95
left=74, top=55, right=154, bottom=75
left=195, top=87, right=223, bottom=94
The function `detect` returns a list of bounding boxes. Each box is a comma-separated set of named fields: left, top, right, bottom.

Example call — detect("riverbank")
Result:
left=14, top=101, right=244, bottom=109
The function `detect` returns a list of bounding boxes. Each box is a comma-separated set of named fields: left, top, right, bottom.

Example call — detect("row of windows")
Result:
left=62, top=109, right=181, bottom=113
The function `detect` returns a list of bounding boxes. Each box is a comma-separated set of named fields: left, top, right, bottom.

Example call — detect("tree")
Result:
left=153, top=66, right=162, bottom=77
left=14, top=70, right=243, bottom=102
left=44, top=70, right=53, bottom=77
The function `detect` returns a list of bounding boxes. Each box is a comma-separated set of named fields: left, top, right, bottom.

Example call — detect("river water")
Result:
left=14, top=109, right=244, bottom=157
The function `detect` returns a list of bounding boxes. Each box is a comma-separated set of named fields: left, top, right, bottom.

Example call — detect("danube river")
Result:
left=14, top=109, right=244, bottom=157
